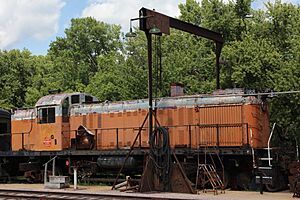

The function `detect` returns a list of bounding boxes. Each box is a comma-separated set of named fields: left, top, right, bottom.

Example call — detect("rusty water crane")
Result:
left=113, top=8, right=224, bottom=193
left=138, top=8, right=224, bottom=193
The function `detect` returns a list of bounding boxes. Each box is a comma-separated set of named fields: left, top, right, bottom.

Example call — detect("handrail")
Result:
left=216, top=153, right=225, bottom=188
left=250, top=129, right=256, bottom=168
left=207, top=149, right=224, bottom=187
left=62, top=122, right=247, bottom=150
left=43, top=155, right=57, bottom=166
left=43, top=156, right=58, bottom=185
left=268, top=123, right=276, bottom=167
left=62, top=123, right=248, bottom=133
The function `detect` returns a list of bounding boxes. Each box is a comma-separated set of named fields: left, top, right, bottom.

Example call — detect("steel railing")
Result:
left=61, top=123, right=249, bottom=150
left=8, top=122, right=249, bottom=151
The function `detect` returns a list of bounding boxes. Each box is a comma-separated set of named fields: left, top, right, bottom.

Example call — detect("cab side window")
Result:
left=85, top=95, right=93, bottom=103
left=71, top=95, right=80, bottom=104
left=38, top=107, right=55, bottom=124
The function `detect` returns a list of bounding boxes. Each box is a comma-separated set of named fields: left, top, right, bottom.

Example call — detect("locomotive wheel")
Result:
left=265, top=182, right=280, bottom=192
left=0, top=170, right=11, bottom=183
left=265, top=174, right=286, bottom=192
left=260, top=169, right=287, bottom=192
left=25, top=170, right=44, bottom=183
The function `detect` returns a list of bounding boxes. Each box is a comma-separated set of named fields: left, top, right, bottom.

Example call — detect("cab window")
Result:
left=38, top=107, right=55, bottom=124
left=71, top=95, right=80, bottom=104
left=85, top=95, right=93, bottom=103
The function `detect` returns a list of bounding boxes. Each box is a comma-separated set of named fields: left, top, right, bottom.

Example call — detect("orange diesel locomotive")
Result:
left=3, top=90, right=286, bottom=190
left=11, top=92, right=269, bottom=151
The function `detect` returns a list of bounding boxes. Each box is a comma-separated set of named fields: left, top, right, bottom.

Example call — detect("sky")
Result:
left=0, top=0, right=299, bottom=55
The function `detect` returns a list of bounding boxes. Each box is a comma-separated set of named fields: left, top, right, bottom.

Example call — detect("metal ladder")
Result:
left=255, top=123, right=276, bottom=186
left=196, top=163, right=224, bottom=195
left=195, top=145, right=224, bottom=195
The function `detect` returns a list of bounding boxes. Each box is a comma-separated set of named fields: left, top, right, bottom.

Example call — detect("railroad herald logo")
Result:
left=43, top=137, right=51, bottom=146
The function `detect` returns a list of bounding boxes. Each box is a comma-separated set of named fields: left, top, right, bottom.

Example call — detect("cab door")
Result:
left=37, top=106, right=58, bottom=150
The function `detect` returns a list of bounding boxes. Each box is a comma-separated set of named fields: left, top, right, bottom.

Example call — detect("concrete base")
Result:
left=44, top=176, right=70, bottom=189
left=49, top=176, right=69, bottom=184
left=44, top=182, right=70, bottom=189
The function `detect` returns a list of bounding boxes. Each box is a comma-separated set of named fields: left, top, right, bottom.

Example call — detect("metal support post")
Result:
left=116, top=128, right=119, bottom=149
left=215, top=43, right=222, bottom=89
left=260, top=173, right=263, bottom=194
left=216, top=124, right=220, bottom=147
left=52, top=157, right=55, bottom=176
left=188, top=125, right=192, bottom=148
left=74, top=167, right=78, bottom=190
left=146, top=32, right=153, bottom=142
left=44, top=163, right=48, bottom=184
left=22, top=132, right=24, bottom=149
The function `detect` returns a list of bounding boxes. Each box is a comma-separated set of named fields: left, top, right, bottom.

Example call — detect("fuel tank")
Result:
left=97, top=156, right=140, bottom=170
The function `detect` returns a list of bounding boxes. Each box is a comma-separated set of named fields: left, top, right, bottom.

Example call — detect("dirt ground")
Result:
left=0, top=184, right=294, bottom=200
left=199, top=190, right=293, bottom=200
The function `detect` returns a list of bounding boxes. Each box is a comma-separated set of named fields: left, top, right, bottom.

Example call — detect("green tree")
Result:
left=222, top=35, right=282, bottom=89
left=178, top=0, right=202, bottom=25
left=24, top=55, right=58, bottom=106
left=48, top=17, right=122, bottom=91
left=85, top=52, right=128, bottom=101
left=122, top=30, right=149, bottom=99
left=265, top=1, right=299, bottom=52
left=199, top=0, right=240, bottom=42
left=0, top=49, right=34, bottom=109
left=234, top=0, right=252, bottom=39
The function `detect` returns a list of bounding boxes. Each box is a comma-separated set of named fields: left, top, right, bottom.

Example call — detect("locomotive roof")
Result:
left=70, top=94, right=262, bottom=115
left=35, top=92, right=96, bottom=107
left=0, top=108, right=10, bottom=119
left=35, top=93, right=72, bottom=107
left=12, top=92, right=263, bottom=120
left=35, top=90, right=261, bottom=108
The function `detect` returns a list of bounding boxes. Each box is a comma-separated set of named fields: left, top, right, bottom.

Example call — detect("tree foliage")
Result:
left=0, top=49, right=34, bottom=109
left=48, top=17, right=122, bottom=91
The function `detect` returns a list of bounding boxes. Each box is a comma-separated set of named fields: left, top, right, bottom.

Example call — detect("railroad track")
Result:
left=0, top=189, right=192, bottom=200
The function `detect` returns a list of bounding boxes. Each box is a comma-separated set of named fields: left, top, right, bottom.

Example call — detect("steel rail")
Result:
left=0, top=188, right=187, bottom=200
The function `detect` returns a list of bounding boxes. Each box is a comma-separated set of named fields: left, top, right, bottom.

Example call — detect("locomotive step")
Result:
left=262, top=148, right=273, bottom=150
left=261, top=147, right=281, bottom=150
left=49, top=176, right=70, bottom=184
left=45, top=176, right=70, bottom=189
left=259, top=157, right=273, bottom=160
left=258, top=166, right=272, bottom=170
left=255, top=176, right=273, bottom=184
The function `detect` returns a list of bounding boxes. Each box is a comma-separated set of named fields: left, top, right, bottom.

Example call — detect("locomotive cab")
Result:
left=11, top=93, right=98, bottom=151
